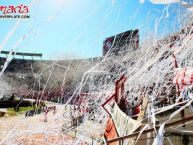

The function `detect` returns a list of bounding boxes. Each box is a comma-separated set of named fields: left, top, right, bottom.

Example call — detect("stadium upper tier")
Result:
left=0, top=22, right=193, bottom=97
left=0, top=56, right=104, bottom=95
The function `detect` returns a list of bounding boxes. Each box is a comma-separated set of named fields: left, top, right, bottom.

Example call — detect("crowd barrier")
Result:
left=25, top=106, right=56, bottom=117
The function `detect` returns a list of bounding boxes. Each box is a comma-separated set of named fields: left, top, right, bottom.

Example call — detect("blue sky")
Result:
left=0, top=0, right=186, bottom=60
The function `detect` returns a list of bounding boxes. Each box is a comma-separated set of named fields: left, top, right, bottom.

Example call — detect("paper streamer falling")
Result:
left=152, top=123, right=165, bottom=145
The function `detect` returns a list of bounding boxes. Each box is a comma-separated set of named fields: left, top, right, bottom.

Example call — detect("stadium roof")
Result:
left=0, top=51, right=42, bottom=58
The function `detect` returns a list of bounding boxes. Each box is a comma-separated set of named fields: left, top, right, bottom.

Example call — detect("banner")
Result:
left=104, top=102, right=141, bottom=145
left=104, top=117, right=119, bottom=145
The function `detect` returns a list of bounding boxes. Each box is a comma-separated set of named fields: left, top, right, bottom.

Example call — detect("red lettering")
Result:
left=6, top=6, right=16, bottom=14
left=22, top=6, right=29, bottom=13
left=0, top=6, right=6, bottom=14
left=17, top=4, right=22, bottom=13
left=0, top=4, right=29, bottom=14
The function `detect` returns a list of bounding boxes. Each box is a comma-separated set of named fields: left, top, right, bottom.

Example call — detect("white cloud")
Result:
left=112, top=0, right=115, bottom=5
left=139, top=0, right=145, bottom=3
